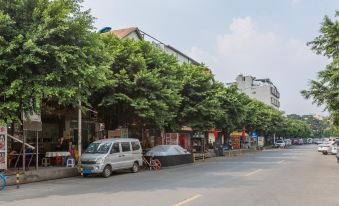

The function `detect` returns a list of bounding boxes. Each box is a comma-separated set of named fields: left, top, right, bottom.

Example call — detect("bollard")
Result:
left=228, top=151, right=232, bottom=159
left=192, top=154, right=195, bottom=163
left=202, top=153, right=205, bottom=161
left=80, top=167, right=84, bottom=177
left=16, top=170, right=20, bottom=189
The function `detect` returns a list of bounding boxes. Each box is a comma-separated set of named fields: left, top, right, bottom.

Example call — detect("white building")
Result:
left=108, top=27, right=200, bottom=66
left=235, top=74, right=280, bottom=109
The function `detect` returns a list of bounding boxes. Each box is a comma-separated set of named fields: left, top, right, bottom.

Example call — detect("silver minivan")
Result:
left=80, top=138, right=143, bottom=177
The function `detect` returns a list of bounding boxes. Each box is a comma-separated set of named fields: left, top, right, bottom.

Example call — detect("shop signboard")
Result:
left=0, top=125, right=7, bottom=170
left=257, top=136, right=265, bottom=147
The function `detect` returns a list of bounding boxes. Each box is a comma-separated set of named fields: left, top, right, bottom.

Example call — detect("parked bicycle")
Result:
left=0, top=171, right=6, bottom=191
left=142, top=155, right=161, bottom=171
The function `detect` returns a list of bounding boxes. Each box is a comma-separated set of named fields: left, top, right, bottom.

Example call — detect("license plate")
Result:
left=83, top=169, right=92, bottom=174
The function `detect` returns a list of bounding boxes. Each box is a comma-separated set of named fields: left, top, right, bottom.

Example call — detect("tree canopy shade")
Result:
left=302, top=11, right=339, bottom=126
left=92, top=36, right=183, bottom=129
left=0, top=0, right=112, bottom=123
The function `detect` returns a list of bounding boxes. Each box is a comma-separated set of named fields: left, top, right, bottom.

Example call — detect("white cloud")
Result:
left=189, top=46, right=218, bottom=67
left=291, top=0, right=303, bottom=5
left=190, top=16, right=329, bottom=115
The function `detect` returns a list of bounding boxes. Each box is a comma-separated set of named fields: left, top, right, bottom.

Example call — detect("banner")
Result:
left=0, top=125, right=7, bottom=170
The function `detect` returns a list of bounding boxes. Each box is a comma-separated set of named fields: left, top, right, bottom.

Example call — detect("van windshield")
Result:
left=85, top=142, right=112, bottom=154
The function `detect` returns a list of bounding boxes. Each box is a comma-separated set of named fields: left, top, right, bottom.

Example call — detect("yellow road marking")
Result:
left=173, top=194, right=203, bottom=206
left=245, top=169, right=263, bottom=176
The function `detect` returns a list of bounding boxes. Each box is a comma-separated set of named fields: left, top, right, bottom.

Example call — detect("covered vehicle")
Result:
left=145, top=145, right=193, bottom=167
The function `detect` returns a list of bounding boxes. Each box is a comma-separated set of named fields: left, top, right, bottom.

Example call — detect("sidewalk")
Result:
left=4, top=147, right=264, bottom=187
left=5, top=167, right=78, bottom=186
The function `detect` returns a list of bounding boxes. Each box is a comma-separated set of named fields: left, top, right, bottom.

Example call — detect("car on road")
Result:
left=318, top=141, right=335, bottom=155
left=317, top=142, right=330, bottom=153
left=292, top=138, right=303, bottom=145
left=80, top=138, right=143, bottom=177
left=313, top=138, right=321, bottom=144
left=307, top=138, right=313, bottom=144
left=274, top=140, right=286, bottom=148
left=330, top=142, right=337, bottom=155
left=284, top=139, right=292, bottom=146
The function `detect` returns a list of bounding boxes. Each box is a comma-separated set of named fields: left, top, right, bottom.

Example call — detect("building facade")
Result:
left=109, top=27, right=200, bottom=66
left=235, top=74, right=280, bottom=109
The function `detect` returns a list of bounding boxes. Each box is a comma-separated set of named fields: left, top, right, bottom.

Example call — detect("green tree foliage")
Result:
left=323, top=125, right=339, bottom=137
left=0, top=0, right=112, bottom=123
left=302, top=11, right=339, bottom=125
left=174, top=64, right=224, bottom=130
left=92, top=36, right=183, bottom=129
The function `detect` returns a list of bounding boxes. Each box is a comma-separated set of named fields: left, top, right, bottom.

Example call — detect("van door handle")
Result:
left=119, top=155, right=125, bottom=157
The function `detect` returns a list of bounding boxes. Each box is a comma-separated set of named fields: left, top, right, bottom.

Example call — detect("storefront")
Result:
left=229, top=131, right=249, bottom=149
left=191, top=132, right=205, bottom=153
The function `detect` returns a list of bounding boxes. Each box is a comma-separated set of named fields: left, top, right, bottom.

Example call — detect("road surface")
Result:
left=1, top=145, right=338, bottom=206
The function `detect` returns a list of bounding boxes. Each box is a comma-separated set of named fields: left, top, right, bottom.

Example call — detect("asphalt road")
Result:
left=1, top=145, right=338, bottom=206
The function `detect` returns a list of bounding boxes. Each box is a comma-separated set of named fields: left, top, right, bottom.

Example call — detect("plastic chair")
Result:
left=66, top=158, right=75, bottom=167
left=55, top=156, right=62, bottom=166
left=42, top=158, right=51, bottom=167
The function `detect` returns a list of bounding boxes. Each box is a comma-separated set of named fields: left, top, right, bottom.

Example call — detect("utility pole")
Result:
left=78, top=84, right=82, bottom=161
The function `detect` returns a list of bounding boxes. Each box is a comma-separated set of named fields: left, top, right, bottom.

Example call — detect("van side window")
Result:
left=110, top=142, right=120, bottom=154
left=121, top=142, right=131, bottom=152
left=131, top=141, right=140, bottom=151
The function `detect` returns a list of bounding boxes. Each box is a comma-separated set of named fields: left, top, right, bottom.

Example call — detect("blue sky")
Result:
left=83, top=0, right=338, bottom=115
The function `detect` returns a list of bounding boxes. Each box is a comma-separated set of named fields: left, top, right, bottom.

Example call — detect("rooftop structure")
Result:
left=235, top=74, right=280, bottom=109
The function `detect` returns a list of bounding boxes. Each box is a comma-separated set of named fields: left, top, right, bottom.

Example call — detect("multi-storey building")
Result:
left=235, top=74, right=280, bottom=109
left=108, top=27, right=200, bottom=66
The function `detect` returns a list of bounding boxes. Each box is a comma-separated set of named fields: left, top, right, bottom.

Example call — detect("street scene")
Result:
left=0, top=0, right=339, bottom=205
left=1, top=145, right=339, bottom=206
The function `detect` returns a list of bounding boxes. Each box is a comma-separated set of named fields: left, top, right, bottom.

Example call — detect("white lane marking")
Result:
left=173, top=194, right=203, bottom=206
left=277, top=160, right=285, bottom=164
left=245, top=169, right=263, bottom=177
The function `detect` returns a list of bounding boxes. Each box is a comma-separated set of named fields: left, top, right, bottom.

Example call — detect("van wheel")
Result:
left=102, top=165, right=111, bottom=178
left=131, top=162, right=139, bottom=173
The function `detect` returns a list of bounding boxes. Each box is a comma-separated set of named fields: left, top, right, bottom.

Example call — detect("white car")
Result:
left=284, top=139, right=292, bottom=146
left=330, top=143, right=337, bottom=155
left=274, top=140, right=286, bottom=148
left=317, top=141, right=334, bottom=154
left=307, top=138, right=313, bottom=144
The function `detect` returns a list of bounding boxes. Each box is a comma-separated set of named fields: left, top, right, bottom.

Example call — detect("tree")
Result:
left=92, top=36, right=183, bottom=129
left=173, top=63, right=223, bottom=131
left=214, top=84, right=249, bottom=136
left=0, top=0, right=112, bottom=124
left=323, top=125, right=339, bottom=137
left=302, top=11, right=339, bottom=125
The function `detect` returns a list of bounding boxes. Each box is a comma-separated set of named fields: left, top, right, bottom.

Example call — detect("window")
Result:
left=131, top=141, right=140, bottom=151
left=121, top=142, right=131, bottom=152
left=85, top=142, right=112, bottom=154
left=110, top=142, right=120, bottom=154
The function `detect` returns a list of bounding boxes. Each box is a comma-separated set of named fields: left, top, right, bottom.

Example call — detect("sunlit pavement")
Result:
left=1, top=145, right=338, bottom=206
